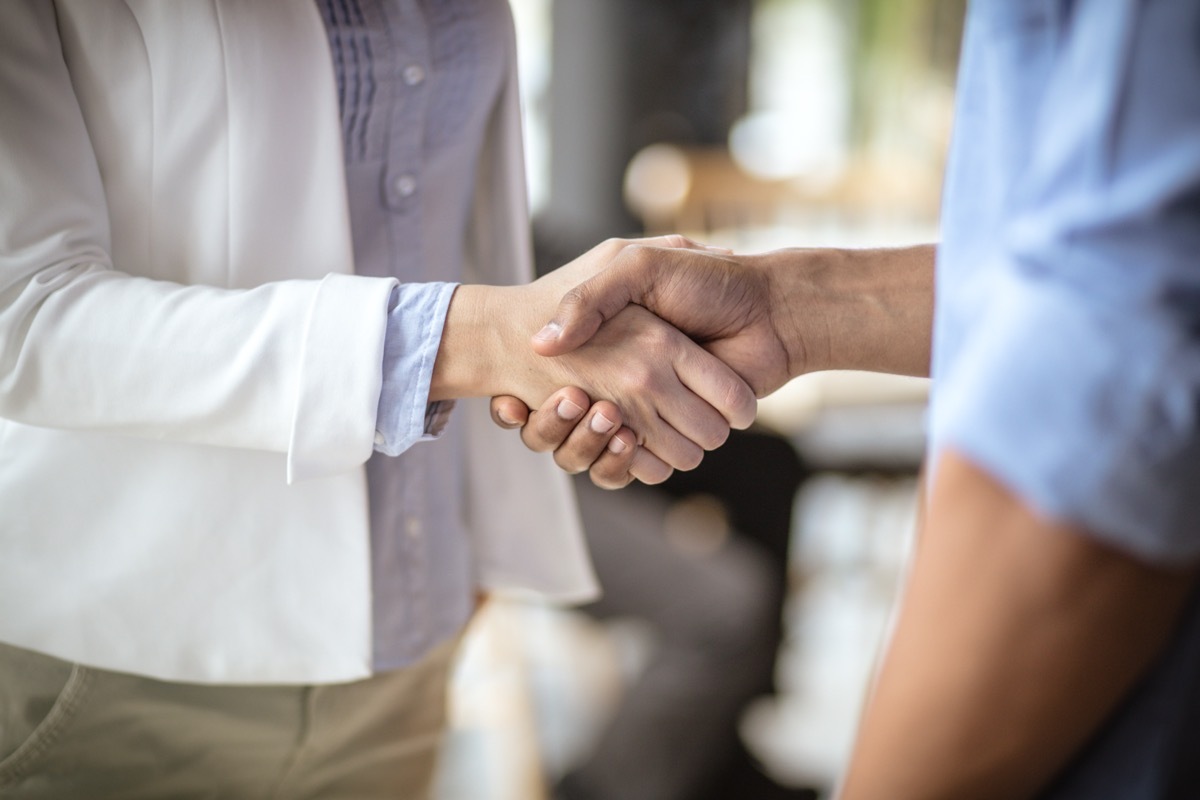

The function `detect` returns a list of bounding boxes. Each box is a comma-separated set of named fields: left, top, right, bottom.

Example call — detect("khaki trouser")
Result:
left=0, top=637, right=459, bottom=799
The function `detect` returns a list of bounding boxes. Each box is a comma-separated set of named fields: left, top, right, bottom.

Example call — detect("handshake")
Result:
left=430, top=235, right=935, bottom=489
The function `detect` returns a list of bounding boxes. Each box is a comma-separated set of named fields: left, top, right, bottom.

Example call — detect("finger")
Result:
left=674, top=345, right=759, bottom=431
left=552, top=400, right=625, bottom=474
left=531, top=238, right=727, bottom=357
left=629, top=447, right=674, bottom=485
left=621, top=327, right=752, bottom=455
left=533, top=239, right=734, bottom=357
left=640, top=376, right=746, bottom=462
left=519, top=387, right=592, bottom=453
left=490, top=395, right=530, bottom=429
left=531, top=262, right=646, bottom=357
left=585, top=426, right=639, bottom=489
left=639, top=414, right=707, bottom=472
left=533, top=238, right=694, bottom=358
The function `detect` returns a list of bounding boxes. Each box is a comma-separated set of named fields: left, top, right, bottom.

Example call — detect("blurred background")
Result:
left=435, top=1, right=963, bottom=798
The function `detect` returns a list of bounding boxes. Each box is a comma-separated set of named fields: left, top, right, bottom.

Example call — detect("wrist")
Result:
left=430, top=283, right=548, bottom=402
left=767, top=245, right=935, bottom=377
left=751, top=249, right=831, bottom=377
left=431, top=285, right=503, bottom=401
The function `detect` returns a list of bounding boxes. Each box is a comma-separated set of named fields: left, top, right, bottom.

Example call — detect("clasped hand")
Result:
left=484, top=235, right=799, bottom=488
left=432, top=236, right=761, bottom=485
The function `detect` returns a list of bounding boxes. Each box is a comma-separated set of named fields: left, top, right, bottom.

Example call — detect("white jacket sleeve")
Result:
left=0, top=2, right=396, bottom=481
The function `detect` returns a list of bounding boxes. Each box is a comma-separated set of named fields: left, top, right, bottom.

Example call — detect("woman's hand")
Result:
left=491, top=388, right=648, bottom=487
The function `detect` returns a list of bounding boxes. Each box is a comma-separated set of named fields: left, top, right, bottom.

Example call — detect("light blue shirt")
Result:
left=932, top=1, right=1200, bottom=795
left=933, top=0, right=1200, bottom=562
left=318, top=0, right=509, bottom=670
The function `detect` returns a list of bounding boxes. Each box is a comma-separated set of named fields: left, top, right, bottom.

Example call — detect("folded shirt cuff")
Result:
left=373, top=282, right=458, bottom=457
left=930, top=266, right=1200, bottom=565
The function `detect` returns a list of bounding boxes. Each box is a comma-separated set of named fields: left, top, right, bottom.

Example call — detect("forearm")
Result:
left=761, top=244, right=935, bottom=378
left=839, top=450, right=1196, bottom=799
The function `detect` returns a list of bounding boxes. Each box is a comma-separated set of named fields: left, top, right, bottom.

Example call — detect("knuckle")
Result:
left=522, top=436, right=553, bottom=454
left=629, top=368, right=657, bottom=395
left=657, top=437, right=704, bottom=473
left=602, top=237, right=629, bottom=256
left=521, top=425, right=555, bottom=453
left=700, top=422, right=730, bottom=452
left=724, top=379, right=758, bottom=428
left=553, top=451, right=587, bottom=474
left=636, top=466, right=673, bottom=486
left=591, top=465, right=633, bottom=490
left=647, top=325, right=674, bottom=349
left=677, top=448, right=704, bottom=472
left=619, top=363, right=654, bottom=394
left=630, top=450, right=670, bottom=484
left=622, top=244, right=652, bottom=270
left=560, top=284, right=588, bottom=310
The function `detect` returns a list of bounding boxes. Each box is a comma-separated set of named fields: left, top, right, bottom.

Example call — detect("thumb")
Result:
left=531, top=262, right=651, bottom=356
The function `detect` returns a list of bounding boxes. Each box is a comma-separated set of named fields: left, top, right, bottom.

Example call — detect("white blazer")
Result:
left=0, top=1, right=596, bottom=684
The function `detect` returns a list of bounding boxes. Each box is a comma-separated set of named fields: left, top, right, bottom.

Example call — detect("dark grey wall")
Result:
left=539, top=0, right=752, bottom=259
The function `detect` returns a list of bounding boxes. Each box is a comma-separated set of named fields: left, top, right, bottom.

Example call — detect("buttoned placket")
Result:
left=377, top=0, right=434, bottom=649
left=320, top=0, right=501, bottom=670
left=397, top=458, right=431, bottom=649
left=382, top=0, right=430, bottom=218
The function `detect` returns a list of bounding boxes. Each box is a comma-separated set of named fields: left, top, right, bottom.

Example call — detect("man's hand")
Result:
left=530, top=244, right=937, bottom=396
left=531, top=245, right=797, bottom=397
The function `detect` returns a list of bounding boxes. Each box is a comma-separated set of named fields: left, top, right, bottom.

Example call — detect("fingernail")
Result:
left=590, top=413, right=615, bottom=434
left=556, top=399, right=584, bottom=420
left=534, top=321, right=563, bottom=342
left=497, top=409, right=519, bottom=426
left=607, top=436, right=628, bottom=454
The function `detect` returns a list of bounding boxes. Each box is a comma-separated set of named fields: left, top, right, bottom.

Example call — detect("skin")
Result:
left=430, top=236, right=757, bottom=482
left=491, top=243, right=934, bottom=481
left=492, top=242, right=1199, bottom=796
left=491, top=387, right=640, bottom=488
left=839, top=450, right=1196, bottom=799
left=530, top=243, right=937, bottom=395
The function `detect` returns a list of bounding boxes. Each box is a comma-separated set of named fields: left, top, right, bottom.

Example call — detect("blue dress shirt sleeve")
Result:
left=373, top=282, right=458, bottom=456
left=933, top=1, right=1200, bottom=563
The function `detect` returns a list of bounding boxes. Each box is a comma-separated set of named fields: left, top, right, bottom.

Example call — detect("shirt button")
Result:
left=394, top=174, right=417, bottom=197
left=403, top=64, right=426, bottom=86
left=406, top=517, right=423, bottom=538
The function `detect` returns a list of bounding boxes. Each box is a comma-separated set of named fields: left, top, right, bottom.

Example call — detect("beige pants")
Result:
left=0, top=637, right=459, bottom=799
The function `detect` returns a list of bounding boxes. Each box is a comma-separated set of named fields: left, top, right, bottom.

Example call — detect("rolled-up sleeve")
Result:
left=373, top=282, right=458, bottom=456
left=933, top=0, right=1200, bottom=564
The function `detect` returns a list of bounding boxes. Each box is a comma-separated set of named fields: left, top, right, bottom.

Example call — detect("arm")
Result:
left=0, top=2, right=396, bottom=479
left=531, top=243, right=936, bottom=397
left=485, top=244, right=933, bottom=486
left=0, top=4, right=747, bottom=479
left=851, top=4, right=1200, bottom=789
left=840, top=451, right=1196, bottom=799
left=848, top=3, right=1200, bottom=792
